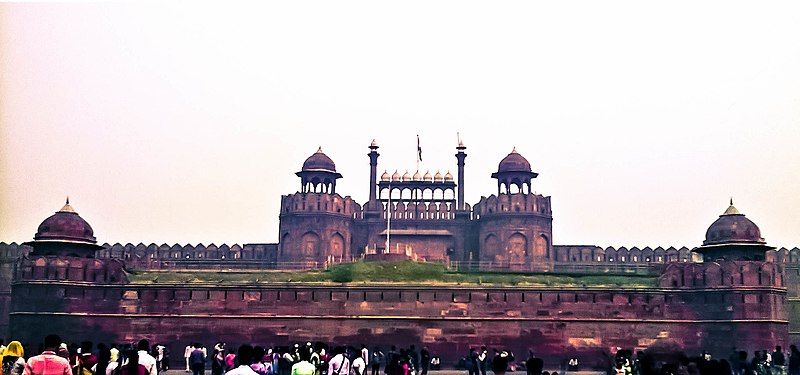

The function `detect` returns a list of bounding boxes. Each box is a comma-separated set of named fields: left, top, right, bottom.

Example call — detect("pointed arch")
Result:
left=329, top=232, right=345, bottom=259
left=483, top=234, right=500, bottom=259
left=508, top=232, right=528, bottom=264
left=300, top=232, right=321, bottom=258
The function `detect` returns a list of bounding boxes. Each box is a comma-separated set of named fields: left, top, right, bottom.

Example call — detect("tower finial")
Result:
left=66, top=196, right=70, bottom=205
left=730, top=197, right=733, bottom=206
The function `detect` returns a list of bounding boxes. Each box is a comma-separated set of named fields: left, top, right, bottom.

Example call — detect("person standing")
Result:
left=290, top=348, right=315, bottom=375
left=23, top=335, right=72, bottom=375
left=131, top=341, right=157, bottom=375
left=369, top=348, right=383, bottom=375
left=419, top=348, right=430, bottom=375
left=351, top=349, right=366, bottom=375
left=525, top=352, right=543, bottom=375
left=789, top=345, right=800, bottom=375
left=491, top=350, right=508, bottom=375
left=359, top=346, right=368, bottom=371
left=227, top=346, right=257, bottom=375
left=190, top=344, right=206, bottom=375
left=119, top=350, right=147, bottom=375
left=186, top=344, right=196, bottom=373
left=212, top=343, right=225, bottom=375
left=327, top=347, right=349, bottom=375
left=75, top=342, right=98, bottom=375
left=2, top=341, right=26, bottom=375
left=775, top=346, right=787, bottom=375
left=477, top=348, right=488, bottom=375
left=465, top=349, right=477, bottom=375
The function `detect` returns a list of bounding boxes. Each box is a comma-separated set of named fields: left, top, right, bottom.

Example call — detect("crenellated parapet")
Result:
left=473, top=193, right=552, bottom=218
left=16, top=256, right=128, bottom=284
left=659, top=261, right=784, bottom=289
left=553, top=245, right=699, bottom=264
left=0, top=242, right=32, bottom=262
left=96, top=243, right=277, bottom=265
left=280, top=192, right=360, bottom=217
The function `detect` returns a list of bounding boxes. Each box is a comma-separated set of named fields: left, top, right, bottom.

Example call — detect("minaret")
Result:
left=367, top=139, right=380, bottom=211
left=456, top=140, right=467, bottom=210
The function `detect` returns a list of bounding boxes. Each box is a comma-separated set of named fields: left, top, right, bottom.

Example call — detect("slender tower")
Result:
left=456, top=140, right=467, bottom=211
left=367, top=140, right=380, bottom=212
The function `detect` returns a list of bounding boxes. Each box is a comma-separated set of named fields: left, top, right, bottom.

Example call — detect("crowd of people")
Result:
left=0, top=336, right=434, bottom=375
left=4, top=335, right=800, bottom=375
left=609, top=346, right=800, bottom=375
left=0, top=335, right=169, bottom=375
left=182, top=341, right=433, bottom=375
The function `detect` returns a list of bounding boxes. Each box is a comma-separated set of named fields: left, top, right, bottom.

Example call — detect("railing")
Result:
left=552, top=263, right=663, bottom=275
left=133, top=257, right=364, bottom=271
left=446, top=261, right=662, bottom=275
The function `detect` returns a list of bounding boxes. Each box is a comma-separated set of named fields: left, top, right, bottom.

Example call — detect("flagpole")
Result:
left=386, top=181, right=391, bottom=254
left=416, top=134, right=420, bottom=172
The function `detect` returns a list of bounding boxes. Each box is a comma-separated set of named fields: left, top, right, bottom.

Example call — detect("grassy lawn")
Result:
left=127, top=260, right=658, bottom=287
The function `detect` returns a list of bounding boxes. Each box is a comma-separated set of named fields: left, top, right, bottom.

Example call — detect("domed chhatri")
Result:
left=491, top=147, right=539, bottom=195
left=694, top=199, right=774, bottom=262
left=296, top=147, right=343, bottom=194
left=24, top=198, right=103, bottom=258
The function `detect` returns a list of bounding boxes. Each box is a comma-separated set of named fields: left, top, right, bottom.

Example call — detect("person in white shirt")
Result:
left=226, top=345, right=258, bottom=375
left=134, top=340, right=158, bottom=375
left=327, top=347, right=350, bottom=375
left=360, top=346, right=369, bottom=368
left=185, top=344, right=196, bottom=372
left=351, top=350, right=366, bottom=375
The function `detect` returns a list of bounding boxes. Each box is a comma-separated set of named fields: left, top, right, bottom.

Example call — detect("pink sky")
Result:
left=2, top=2, right=800, bottom=248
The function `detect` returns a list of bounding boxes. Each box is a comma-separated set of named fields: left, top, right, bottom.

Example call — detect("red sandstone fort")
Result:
left=1, top=141, right=797, bottom=368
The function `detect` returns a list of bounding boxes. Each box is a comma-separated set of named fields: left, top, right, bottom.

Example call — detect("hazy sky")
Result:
left=2, top=2, right=799, bottom=249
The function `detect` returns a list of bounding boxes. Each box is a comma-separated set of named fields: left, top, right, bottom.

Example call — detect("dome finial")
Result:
left=512, top=146, right=517, bottom=153
left=316, top=146, right=323, bottom=153
left=723, top=199, right=741, bottom=215
left=59, top=197, right=76, bottom=213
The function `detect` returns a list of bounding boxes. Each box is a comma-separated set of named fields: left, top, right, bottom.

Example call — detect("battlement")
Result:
left=659, top=261, right=784, bottom=289
left=554, top=245, right=699, bottom=264
left=474, top=193, right=552, bottom=218
left=16, top=256, right=128, bottom=284
left=280, top=192, right=360, bottom=217
left=0, top=242, right=31, bottom=261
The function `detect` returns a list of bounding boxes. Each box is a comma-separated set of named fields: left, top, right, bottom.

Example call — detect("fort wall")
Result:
left=9, top=279, right=786, bottom=368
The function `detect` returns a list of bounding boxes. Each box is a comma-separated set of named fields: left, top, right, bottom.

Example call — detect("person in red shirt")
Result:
left=75, top=342, right=98, bottom=375
left=23, top=335, right=72, bottom=375
left=118, top=350, right=147, bottom=375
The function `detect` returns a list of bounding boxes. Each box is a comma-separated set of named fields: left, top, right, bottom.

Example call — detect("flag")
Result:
left=417, top=134, right=422, bottom=162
